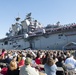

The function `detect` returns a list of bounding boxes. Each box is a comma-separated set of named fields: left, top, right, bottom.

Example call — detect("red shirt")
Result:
left=18, top=59, right=25, bottom=67
left=35, top=58, right=41, bottom=65
left=1, top=52, right=5, bottom=57
left=0, top=67, right=8, bottom=75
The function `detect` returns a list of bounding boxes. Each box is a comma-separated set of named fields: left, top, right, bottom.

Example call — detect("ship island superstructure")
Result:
left=0, top=13, right=76, bottom=50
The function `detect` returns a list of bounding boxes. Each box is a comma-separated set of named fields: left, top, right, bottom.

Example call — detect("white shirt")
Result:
left=65, top=56, right=76, bottom=69
left=19, top=65, right=39, bottom=75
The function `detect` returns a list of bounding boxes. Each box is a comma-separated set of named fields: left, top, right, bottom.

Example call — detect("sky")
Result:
left=0, top=0, right=76, bottom=39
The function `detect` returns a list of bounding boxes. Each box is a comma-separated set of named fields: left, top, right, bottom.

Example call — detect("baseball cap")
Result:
left=25, top=57, right=32, bottom=65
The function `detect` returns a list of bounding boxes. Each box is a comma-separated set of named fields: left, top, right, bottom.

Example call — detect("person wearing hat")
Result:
left=19, top=57, right=39, bottom=75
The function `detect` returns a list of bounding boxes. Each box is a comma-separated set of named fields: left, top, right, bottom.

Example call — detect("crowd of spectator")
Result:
left=0, top=49, right=76, bottom=75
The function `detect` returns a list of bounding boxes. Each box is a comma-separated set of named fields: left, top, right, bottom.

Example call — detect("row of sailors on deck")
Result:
left=0, top=49, right=76, bottom=75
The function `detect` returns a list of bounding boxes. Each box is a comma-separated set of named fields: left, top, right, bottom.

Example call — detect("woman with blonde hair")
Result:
left=7, top=56, right=19, bottom=75
left=44, top=57, right=57, bottom=75
left=9, top=60, right=17, bottom=71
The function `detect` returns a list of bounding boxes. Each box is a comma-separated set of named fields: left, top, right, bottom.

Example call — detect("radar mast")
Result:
left=15, top=13, right=20, bottom=22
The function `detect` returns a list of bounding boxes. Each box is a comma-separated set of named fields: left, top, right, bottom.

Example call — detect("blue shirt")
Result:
left=44, top=64, right=57, bottom=75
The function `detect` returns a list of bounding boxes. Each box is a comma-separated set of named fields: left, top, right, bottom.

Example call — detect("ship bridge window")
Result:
left=58, top=34, right=63, bottom=36
left=4, top=41, right=8, bottom=45
left=58, top=34, right=63, bottom=39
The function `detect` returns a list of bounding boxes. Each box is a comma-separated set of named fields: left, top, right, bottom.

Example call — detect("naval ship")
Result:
left=0, top=13, right=76, bottom=50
